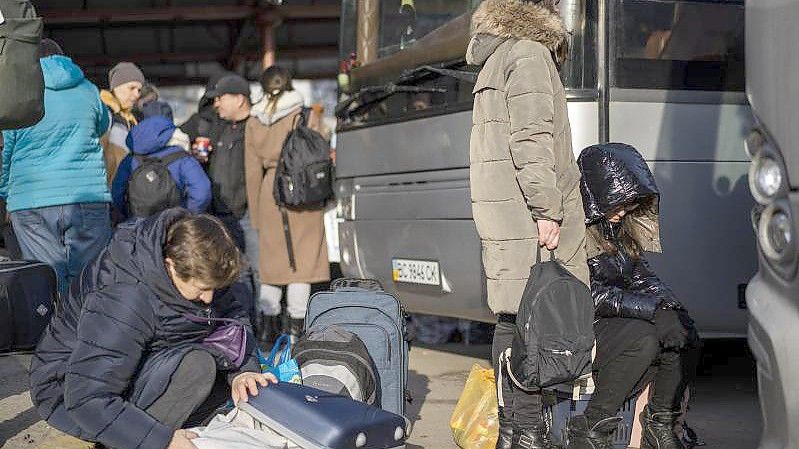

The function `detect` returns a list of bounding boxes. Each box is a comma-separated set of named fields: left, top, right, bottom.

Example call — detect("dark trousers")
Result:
left=142, top=349, right=230, bottom=429
left=217, top=211, right=259, bottom=319
left=493, top=319, right=543, bottom=427
left=584, top=318, right=699, bottom=423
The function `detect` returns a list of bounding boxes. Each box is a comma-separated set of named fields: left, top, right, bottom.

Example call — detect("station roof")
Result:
left=37, top=0, right=341, bottom=87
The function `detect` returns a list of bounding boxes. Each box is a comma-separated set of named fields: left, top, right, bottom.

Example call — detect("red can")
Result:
left=195, top=137, right=211, bottom=158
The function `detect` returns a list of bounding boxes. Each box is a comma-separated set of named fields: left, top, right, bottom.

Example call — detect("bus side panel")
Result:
left=567, top=101, right=600, bottom=156
left=336, top=111, right=472, bottom=179
left=609, top=101, right=753, bottom=162
left=645, top=160, right=755, bottom=337
left=339, top=219, right=493, bottom=323
left=347, top=169, right=471, bottom=220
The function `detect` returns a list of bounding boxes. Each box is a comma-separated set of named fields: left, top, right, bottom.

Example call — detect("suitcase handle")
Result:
left=330, top=278, right=384, bottom=292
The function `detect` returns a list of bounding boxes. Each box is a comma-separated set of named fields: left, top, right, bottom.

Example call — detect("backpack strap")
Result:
left=133, top=151, right=187, bottom=166
left=535, top=246, right=556, bottom=264
left=159, top=151, right=190, bottom=165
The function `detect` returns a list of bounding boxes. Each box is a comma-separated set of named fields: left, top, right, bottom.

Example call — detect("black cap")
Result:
left=206, top=74, right=250, bottom=99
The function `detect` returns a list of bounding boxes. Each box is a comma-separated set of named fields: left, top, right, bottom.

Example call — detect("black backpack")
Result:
left=503, top=249, right=595, bottom=391
left=127, top=152, right=188, bottom=218
left=273, top=108, right=333, bottom=208
left=0, top=0, right=44, bottom=130
left=293, top=324, right=379, bottom=406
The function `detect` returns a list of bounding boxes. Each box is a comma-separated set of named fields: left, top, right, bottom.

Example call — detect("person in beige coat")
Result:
left=245, top=66, right=330, bottom=340
left=466, top=1, right=589, bottom=447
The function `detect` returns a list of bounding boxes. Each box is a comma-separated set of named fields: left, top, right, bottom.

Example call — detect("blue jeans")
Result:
left=11, top=203, right=112, bottom=295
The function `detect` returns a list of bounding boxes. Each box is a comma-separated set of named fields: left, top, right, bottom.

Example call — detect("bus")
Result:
left=745, top=0, right=799, bottom=447
left=334, top=0, right=753, bottom=337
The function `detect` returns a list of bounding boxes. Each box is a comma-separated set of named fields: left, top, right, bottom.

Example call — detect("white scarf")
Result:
left=251, top=90, right=305, bottom=126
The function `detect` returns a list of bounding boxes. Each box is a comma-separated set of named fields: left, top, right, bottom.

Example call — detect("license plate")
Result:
left=392, top=259, right=441, bottom=286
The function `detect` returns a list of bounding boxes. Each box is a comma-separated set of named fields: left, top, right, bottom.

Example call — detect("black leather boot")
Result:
left=510, top=423, right=558, bottom=449
left=257, top=313, right=281, bottom=346
left=495, top=407, right=514, bottom=449
left=565, top=415, right=621, bottom=449
left=640, top=406, right=685, bottom=449
left=289, top=318, right=304, bottom=342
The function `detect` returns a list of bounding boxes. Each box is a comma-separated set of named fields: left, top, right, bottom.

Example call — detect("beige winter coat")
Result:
left=245, top=97, right=330, bottom=285
left=467, top=0, right=589, bottom=314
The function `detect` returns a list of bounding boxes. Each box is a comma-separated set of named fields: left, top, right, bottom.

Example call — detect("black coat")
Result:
left=577, top=143, right=682, bottom=321
left=30, top=209, right=258, bottom=449
left=587, top=243, right=682, bottom=321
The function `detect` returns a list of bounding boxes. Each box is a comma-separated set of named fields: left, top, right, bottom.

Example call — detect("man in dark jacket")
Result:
left=193, top=73, right=261, bottom=317
left=29, top=210, right=274, bottom=449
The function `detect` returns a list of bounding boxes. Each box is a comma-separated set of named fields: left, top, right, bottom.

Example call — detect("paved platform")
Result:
left=0, top=341, right=761, bottom=449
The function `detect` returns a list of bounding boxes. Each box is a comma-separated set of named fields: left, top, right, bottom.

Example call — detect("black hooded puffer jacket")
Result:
left=578, top=143, right=683, bottom=321
left=29, top=209, right=258, bottom=449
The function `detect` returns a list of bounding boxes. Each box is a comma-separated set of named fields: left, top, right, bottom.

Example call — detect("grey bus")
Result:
left=335, top=0, right=753, bottom=337
left=745, top=0, right=799, bottom=447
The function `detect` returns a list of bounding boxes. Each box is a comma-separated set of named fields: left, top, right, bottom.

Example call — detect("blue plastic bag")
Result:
left=258, top=334, right=302, bottom=384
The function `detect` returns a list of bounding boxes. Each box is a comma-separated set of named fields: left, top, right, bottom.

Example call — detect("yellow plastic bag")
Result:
left=450, top=364, right=499, bottom=449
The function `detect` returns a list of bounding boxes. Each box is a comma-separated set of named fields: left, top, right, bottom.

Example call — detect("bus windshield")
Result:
left=338, top=0, right=599, bottom=129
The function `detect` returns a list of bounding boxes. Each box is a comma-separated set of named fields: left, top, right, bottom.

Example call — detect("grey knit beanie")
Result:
left=109, top=62, right=145, bottom=90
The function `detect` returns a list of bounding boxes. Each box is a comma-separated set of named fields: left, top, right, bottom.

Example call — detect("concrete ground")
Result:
left=0, top=341, right=761, bottom=449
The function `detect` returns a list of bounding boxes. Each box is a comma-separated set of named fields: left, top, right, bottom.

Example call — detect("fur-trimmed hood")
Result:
left=467, top=0, right=568, bottom=66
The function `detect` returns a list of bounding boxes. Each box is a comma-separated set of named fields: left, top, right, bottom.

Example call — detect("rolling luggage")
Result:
left=239, top=382, right=408, bottom=449
left=0, top=260, right=57, bottom=352
left=304, top=279, right=410, bottom=418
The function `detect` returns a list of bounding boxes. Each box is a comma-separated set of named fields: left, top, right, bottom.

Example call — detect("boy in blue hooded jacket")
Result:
left=112, top=114, right=211, bottom=219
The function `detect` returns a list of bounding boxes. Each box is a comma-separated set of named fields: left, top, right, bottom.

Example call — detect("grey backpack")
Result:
left=293, top=325, right=379, bottom=405
left=0, top=0, right=43, bottom=130
left=503, top=250, right=594, bottom=392
left=305, top=279, right=410, bottom=418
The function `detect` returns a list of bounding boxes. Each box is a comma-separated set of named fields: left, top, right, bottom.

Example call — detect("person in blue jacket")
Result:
left=0, top=39, right=112, bottom=294
left=30, top=209, right=276, bottom=449
left=112, top=114, right=211, bottom=220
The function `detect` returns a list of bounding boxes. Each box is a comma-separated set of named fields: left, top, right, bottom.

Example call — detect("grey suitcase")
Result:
left=305, top=279, right=410, bottom=418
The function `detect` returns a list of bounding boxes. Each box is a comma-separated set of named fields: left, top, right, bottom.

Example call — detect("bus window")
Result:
left=378, top=0, right=478, bottom=57
left=613, top=0, right=745, bottom=91
left=559, top=0, right=599, bottom=92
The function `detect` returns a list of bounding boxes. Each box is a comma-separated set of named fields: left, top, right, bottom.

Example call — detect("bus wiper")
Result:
left=399, top=64, right=478, bottom=84
left=336, top=84, right=446, bottom=120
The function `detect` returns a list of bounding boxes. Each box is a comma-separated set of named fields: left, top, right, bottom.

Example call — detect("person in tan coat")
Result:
left=245, top=66, right=330, bottom=340
left=466, top=1, right=589, bottom=447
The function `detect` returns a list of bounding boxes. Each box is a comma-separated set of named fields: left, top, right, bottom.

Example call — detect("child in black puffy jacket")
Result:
left=565, top=143, right=699, bottom=449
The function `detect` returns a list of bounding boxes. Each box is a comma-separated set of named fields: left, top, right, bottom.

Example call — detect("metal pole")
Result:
left=357, top=0, right=380, bottom=64
left=261, top=21, right=276, bottom=70
left=597, top=0, right=610, bottom=143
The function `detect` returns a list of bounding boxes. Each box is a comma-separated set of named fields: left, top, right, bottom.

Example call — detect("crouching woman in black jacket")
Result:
left=566, top=144, right=700, bottom=449
left=30, top=209, right=275, bottom=449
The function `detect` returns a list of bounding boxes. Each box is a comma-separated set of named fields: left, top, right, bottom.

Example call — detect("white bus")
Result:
left=335, top=0, right=753, bottom=337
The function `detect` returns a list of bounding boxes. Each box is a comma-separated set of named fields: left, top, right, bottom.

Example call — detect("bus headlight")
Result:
left=767, top=211, right=792, bottom=255
left=758, top=205, right=795, bottom=264
left=750, top=154, right=786, bottom=204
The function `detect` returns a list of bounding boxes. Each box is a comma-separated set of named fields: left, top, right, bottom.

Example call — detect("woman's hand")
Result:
left=231, top=372, right=278, bottom=405
left=167, top=429, right=199, bottom=449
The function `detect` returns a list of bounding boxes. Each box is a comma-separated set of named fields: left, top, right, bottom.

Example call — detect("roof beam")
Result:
left=70, top=45, right=338, bottom=66
left=41, top=4, right=340, bottom=26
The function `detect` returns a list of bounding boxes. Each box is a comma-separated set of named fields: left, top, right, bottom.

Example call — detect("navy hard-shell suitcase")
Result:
left=239, top=382, right=408, bottom=449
